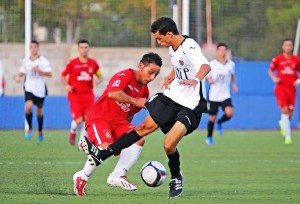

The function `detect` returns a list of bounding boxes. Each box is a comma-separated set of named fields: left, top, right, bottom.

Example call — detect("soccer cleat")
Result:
left=25, top=130, right=32, bottom=140
left=38, top=135, right=44, bottom=142
left=69, top=132, right=76, bottom=145
left=285, top=138, right=292, bottom=145
left=169, top=173, right=184, bottom=198
left=77, top=142, right=83, bottom=151
left=81, top=136, right=102, bottom=166
left=107, top=174, right=137, bottom=191
left=73, top=172, right=87, bottom=196
left=217, top=123, right=223, bottom=135
left=205, top=137, right=214, bottom=145
left=278, top=120, right=285, bottom=137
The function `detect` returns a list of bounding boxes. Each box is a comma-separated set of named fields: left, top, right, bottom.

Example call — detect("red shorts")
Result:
left=70, top=100, right=94, bottom=120
left=274, top=86, right=296, bottom=110
left=86, top=118, right=135, bottom=147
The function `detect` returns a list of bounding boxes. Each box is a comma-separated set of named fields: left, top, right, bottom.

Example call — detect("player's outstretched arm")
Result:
left=15, top=72, right=25, bottom=83
left=108, top=90, right=147, bottom=109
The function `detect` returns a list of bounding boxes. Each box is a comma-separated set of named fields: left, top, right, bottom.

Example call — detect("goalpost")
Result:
left=25, top=0, right=31, bottom=57
left=293, top=19, right=300, bottom=56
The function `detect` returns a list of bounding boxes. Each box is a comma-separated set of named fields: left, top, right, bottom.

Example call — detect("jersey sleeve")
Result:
left=183, top=39, right=209, bottom=72
left=230, top=61, right=235, bottom=75
left=61, top=60, right=72, bottom=76
left=107, top=71, right=131, bottom=92
left=40, top=57, right=52, bottom=72
left=269, top=57, right=278, bottom=71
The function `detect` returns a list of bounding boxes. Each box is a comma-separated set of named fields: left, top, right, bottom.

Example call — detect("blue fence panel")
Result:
left=0, top=61, right=299, bottom=129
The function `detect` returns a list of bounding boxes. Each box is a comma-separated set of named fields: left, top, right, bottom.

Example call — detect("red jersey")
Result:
left=270, top=54, right=300, bottom=87
left=61, top=57, right=100, bottom=102
left=86, top=69, right=149, bottom=126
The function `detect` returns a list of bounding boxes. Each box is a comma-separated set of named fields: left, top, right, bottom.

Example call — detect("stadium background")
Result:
left=0, top=0, right=299, bottom=129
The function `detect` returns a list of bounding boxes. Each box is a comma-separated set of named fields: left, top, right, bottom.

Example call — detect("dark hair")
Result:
left=150, top=17, right=179, bottom=35
left=217, top=42, right=228, bottom=49
left=78, top=39, right=90, bottom=45
left=282, top=38, right=293, bottom=44
left=140, top=52, right=163, bottom=67
left=30, top=40, right=39, bottom=46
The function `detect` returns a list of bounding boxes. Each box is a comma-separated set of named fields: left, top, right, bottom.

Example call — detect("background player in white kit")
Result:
left=206, top=43, right=238, bottom=145
left=15, top=40, right=52, bottom=141
left=81, top=17, right=211, bottom=198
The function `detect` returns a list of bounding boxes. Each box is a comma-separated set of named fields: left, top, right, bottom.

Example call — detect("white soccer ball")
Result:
left=140, top=161, right=167, bottom=187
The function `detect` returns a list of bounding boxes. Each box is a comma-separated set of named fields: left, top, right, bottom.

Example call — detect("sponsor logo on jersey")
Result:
left=112, top=79, right=121, bottom=87
left=189, top=47, right=196, bottom=49
left=103, top=129, right=112, bottom=139
left=179, top=60, right=184, bottom=66
left=77, top=71, right=92, bottom=81
left=115, top=101, right=131, bottom=112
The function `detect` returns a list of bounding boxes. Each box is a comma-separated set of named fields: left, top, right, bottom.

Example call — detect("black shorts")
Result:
left=208, top=98, right=233, bottom=115
left=145, top=93, right=204, bottom=135
left=25, top=91, right=45, bottom=108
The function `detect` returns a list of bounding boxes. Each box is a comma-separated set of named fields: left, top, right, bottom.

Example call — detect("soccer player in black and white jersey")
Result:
left=15, top=40, right=52, bottom=142
left=205, top=43, right=238, bottom=145
left=81, top=17, right=211, bottom=198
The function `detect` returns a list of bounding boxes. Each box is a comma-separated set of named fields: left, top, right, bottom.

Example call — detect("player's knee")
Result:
left=226, top=112, right=233, bottom=118
left=209, top=115, right=217, bottom=122
left=135, top=137, right=145, bottom=146
left=163, top=142, right=176, bottom=154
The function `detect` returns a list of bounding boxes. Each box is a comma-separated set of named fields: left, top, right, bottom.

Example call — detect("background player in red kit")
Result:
left=61, top=39, right=102, bottom=148
left=72, top=52, right=162, bottom=195
left=269, top=38, right=300, bottom=145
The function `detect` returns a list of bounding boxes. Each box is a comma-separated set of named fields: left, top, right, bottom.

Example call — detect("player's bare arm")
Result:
left=206, top=76, right=214, bottom=85
left=31, top=67, right=52, bottom=77
left=15, top=72, right=25, bottom=83
left=108, top=90, right=147, bottom=109
left=231, top=75, right=238, bottom=93
left=60, top=74, right=73, bottom=92
left=268, top=69, right=280, bottom=83
left=180, top=64, right=211, bottom=88
left=161, top=69, right=175, bottom=89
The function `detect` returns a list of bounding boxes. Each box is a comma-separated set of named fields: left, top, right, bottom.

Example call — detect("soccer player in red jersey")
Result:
left=61, top=39, right=102, bottom=148
left=73, top=52, right=162, bottom=195
left=269, top=38, right=300, bottom=144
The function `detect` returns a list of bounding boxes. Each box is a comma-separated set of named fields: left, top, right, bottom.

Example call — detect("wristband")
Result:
left=192, top=77, right=200, bottom=83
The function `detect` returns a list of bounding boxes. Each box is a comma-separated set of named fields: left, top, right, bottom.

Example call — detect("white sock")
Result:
left=281, top=114, right=291, bottom=139
left=80, top=122, right=87, bottom=140
left=82, top=159, right=98, bottom=178
left=70, top=120, right=79, bottom=133
left=110, top=143, right=143, bottom=178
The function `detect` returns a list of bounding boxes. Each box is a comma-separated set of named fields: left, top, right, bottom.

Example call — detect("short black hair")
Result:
left=282, top=38, right=293, bottom=44
left=150, top=17, right=179, bottom=35
left=140, top=52, right=163, bottom=67
left=30, top=40, right=39, bottom=46
left=217, top=42, right=228, bottom=49
left=78, top=39, right=90, bottom=45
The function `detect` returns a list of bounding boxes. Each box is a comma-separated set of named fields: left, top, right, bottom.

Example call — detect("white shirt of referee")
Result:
left=164, top=37, right=209, bottom=109
left=20, top=56, right=51, bottom=98
left=208, top=59, right=235, bottom=102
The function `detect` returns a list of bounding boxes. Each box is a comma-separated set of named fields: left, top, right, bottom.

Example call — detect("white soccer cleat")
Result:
left=107, top=174, right=137, bottom=191
left=73, top=171, right=88, bottom=196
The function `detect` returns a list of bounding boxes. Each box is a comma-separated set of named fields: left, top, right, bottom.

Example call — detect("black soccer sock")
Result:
left=100, top=130, right=142, bottom=161
left=37, top=115, right=44, bottom=132
left=217, top=114, right=231, bottom=124
left=207, top=121, right=214, bottom=137
left=25, top=112, right=33, bottom=130
left=167, top=149, right=180, bottom=179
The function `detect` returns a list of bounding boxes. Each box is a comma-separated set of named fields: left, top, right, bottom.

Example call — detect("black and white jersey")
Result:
left=20, top=56, right=51, bottom=98
left=164, top=37, right=209, bottom=109
left=208, top=59, right=235, bottom=102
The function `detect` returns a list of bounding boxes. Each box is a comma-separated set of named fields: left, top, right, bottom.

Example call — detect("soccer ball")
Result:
left=140, top=161, right=167, bottom=187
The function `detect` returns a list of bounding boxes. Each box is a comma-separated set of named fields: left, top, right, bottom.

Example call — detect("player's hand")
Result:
left=161, top=75, right=174, bottom=89
left=207, top=77, right=214, bottom=84
left=233, top=84, right=238, bottom=93
left=272, top=77, right=280, bottom=84
left=134, top=98, right=147, bottom=109
left=294, top=79, right=300, bottom=87
left=65, top=85, right=73, bottom=92
left=179, top=78, right=199, bottom=89
left=15, top=75, right=22, bottom=83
